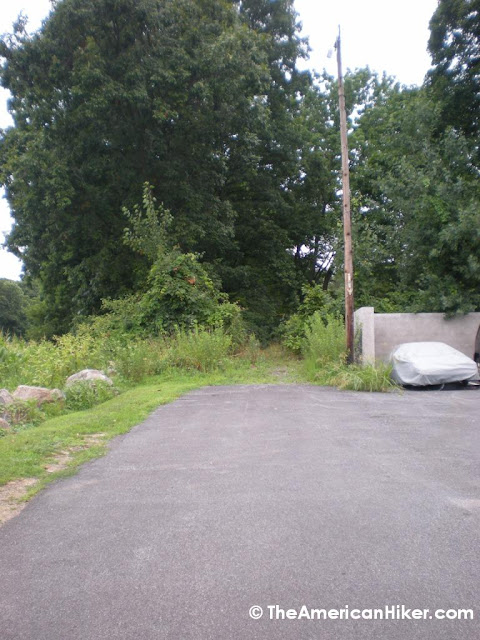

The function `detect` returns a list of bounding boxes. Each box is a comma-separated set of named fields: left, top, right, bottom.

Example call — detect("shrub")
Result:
left=140, top=251, right=226, bottom=333
left=121, top=182, right=234, bottom=335
left=91, top=296, right=145, bottom=337
left=3, top=398, right=64, bottom=431
left=302, top=312, right=346, bottom=379
left=206, top=301, right=248, bottom=348
left=3, top=400, right=44, bottom=428
left=65, top=381, right=118, bottom=411
left=122, top=182, right=173, bottom=263
left=281, top=284, right=343, bottom=353
left=281, top=313, right=306, bottom=353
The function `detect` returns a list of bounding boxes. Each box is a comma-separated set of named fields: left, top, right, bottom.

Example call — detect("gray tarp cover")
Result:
left=390, top=341, right=479, bottom=386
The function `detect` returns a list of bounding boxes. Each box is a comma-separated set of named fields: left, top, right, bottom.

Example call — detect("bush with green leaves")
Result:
left=2, top=397, right=65, bottom=432
left=140, top=251, right=227, bottom=334
left=281, top=284, right=343, bottom=353
left=122, top=183, right=173, bottom=263
left=206, top=301, right=248, bottom=346
left=121, top=182, right=249, bottom=338
left=65, top=381, right=118, bottom=411
left=2, top=400, right=44, bottom=429
left=91, top=296, right=146, bottom=337
left=302, top=313, right=346, bottom=380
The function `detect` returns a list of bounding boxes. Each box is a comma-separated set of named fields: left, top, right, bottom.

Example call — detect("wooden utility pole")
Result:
left=335, top=27, right=355, bottom=364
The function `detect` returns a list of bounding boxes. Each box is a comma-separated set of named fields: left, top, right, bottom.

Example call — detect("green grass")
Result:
left=0, top=376, right=198, bottom=487
left=326, top=363, right=399, bottom=392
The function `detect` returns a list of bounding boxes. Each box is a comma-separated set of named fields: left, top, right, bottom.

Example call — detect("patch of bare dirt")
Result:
left=43, top=433, right=108, bottom=473
left=0, top=478, right=38, bottom=526
left=83, top=432, right=108, bottom=446
left=0, top=433, right=109, bottom=527
left=44, top=450, right=77, bottom=474
left=271, top=367, right=289, bottom=378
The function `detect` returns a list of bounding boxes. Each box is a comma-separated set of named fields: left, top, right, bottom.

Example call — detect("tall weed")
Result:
left=168, top=327, right=233, bottom=373
left=114, top=339, right=168, bottom=382
left=329, top=363, right=398, bottom=392
left=302, top=313, right=346, bottom=379
left=0, top=335, right=25, bottom=389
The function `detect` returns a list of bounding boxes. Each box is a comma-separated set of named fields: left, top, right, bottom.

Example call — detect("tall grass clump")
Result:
left=302, top=313, right=346, bottom=380
left=113, top=339, right=169, bottom=383
left=0, top=330, right=165, bottom=391
left=329, top=363, right=398, bottom=392
left=0, top=334, right=25, bottom=389
left=168, top=326, right=233, bottom=373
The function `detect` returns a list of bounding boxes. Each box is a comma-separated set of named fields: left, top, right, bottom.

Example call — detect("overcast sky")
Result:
left=0, top=0, right=439, bottom=280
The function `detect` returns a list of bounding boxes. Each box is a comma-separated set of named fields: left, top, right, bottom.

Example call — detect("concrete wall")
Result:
left=354, top=308, right=480, bottom=364
left=354, top=307, right=375, bottom=365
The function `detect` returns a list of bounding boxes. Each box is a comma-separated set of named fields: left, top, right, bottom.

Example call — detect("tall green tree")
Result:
left=0, top=0, right=274, bottom=334
left=428, top=0, right=480, bottom=140
left=0, top=278, right=28, bottom=335
left=350, top=84, right=480, bottom=313
left=286, top=69, right=399, bottom=305
left=215, top=0, right=312, bottom=335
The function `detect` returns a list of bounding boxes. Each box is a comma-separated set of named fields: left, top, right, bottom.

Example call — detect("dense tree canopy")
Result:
left=1, top=0, right=311, bottom=335
left=0, top=279, right=28, bottom=335
left=351, top=83, right=480, bottom=313
left=1, top=0, right=479, bottom=340
left=428, top=0, right=480, bottom=140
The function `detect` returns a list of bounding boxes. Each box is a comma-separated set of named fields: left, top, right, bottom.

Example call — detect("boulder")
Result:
left=0, top=389, right=14, bottom=406
left=0, top=417, right=10, bottom=430
left=12, top=386, right=65, bottom=406
left=65, top=369, right=113, bottom=388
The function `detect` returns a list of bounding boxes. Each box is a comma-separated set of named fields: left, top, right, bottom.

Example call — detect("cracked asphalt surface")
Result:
left=0, top=384, right=479, bottom=639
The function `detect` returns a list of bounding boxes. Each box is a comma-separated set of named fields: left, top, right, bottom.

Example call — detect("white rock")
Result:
left=0, top=417, right=10, bottom=430
left=0, top=389, right=14, bottom=406
left=13, top=386, right=65, bottom=406
left=65, top=369, right=113, bottom=388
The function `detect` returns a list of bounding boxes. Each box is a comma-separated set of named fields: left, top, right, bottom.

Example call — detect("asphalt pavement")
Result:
left=1, top=384, right=479, bottom=640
